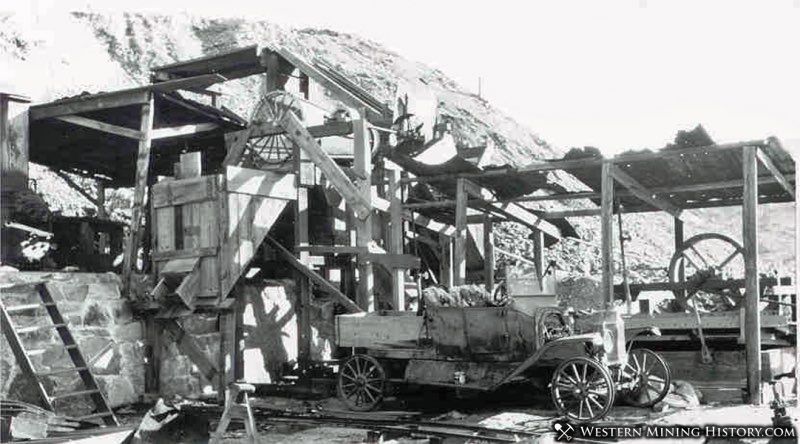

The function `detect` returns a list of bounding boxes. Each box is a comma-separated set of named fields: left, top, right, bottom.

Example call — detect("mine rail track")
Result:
left=184, top=405, right=541, bottom=442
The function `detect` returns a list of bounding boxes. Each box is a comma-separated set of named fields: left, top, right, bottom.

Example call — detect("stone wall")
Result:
left=0, top=271, right=144, bottom=416
left=0, top=273, right=340, bottom=408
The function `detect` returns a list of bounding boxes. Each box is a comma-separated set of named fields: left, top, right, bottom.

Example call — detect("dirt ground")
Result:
left=123, top=389, right=798, bottom=443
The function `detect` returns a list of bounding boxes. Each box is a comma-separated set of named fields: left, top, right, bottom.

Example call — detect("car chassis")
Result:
left=335, top=305, right=671, bottom=422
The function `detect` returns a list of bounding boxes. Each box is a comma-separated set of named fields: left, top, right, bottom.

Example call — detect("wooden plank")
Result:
left=122, top=95, right=154, bottom=297
left=454, top=179, right=468, bottom=286
left=372, top=193, right=457, bottom=236
left=151, top=123, right=219, bottom=140
left=225, top=166, right=296, bottom=200
left=160, top=257, right=200, bottom=276
left=600, top=162, right=614, bottom=307
left=353, top=117, right=374, bottom=311
left=154, top=207, right=176, bottom=252
left=335, top=313, right=423, bottom=348
left=277, top=110, right=372, bottom=219
left=265, top=236, right=363, bottom=313
left=174, top=263, right=201, bottom=308
left=152, top=176, right=217, bottom=208
left=388, top=169, right=406, bottom=310
left=163, top=320, right=219, bottom=382
left=152, top=247, right=217, bottom=261
left=611, top=164, right=683, bottom=218
left=743, top=145, right=762, bottom=404
left=756, top=148, right=795, bottom=198
left=55, top=115, right=143, bottom=140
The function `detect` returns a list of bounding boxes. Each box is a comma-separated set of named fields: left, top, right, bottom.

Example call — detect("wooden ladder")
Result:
left=0, top=283, right=118, bottom=426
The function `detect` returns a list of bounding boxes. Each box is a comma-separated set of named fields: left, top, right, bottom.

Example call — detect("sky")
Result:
left=10, top=0, right=800, bottom=154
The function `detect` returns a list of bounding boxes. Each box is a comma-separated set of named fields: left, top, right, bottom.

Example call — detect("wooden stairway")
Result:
left=0, top=283, right=118, bottom=426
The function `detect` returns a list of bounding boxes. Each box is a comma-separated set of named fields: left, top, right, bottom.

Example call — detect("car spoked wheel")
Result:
left=337, top=354, right=386, bottom=411
left=551, top=357, right=615, bottom=422
left=618, top=348, right=671, bottom=407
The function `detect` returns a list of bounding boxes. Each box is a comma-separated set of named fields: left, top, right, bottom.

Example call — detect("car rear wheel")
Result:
left=337, top=354, right=386, bottom=411
left=551, top=357, right=615, bottom=422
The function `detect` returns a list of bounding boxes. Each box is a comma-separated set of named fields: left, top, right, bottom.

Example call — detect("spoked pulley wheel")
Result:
left=668, top=233, right=745, bottom=311
left=551, top=357, right=615, bottom=422
left=337, top=354, right=386, bottom=411
left=617, top=348, right=671, bottom=407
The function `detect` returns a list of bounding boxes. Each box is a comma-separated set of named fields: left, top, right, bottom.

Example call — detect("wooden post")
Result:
left=294, top=136, right=312, bottom=366
left=353, top=117, right=374, bottom=311
left=439, top=235, right=453, bottom=288
left=742, top=145, right=761, bottom=404
left=601, top=161, right=615, bottom=307
left=454, top=178, right=468, bottom=286
left=531, top=228, right=545, bottom=283
left=674, top=218, right=686, bottom=303
left=388, top=169, right=405, bottom=310
left=122, top=94, right=155, bottom=297
left=483, top=216, right=495, bottom=292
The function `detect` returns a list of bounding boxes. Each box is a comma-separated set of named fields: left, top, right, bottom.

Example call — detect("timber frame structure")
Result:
left=24, top=43, right=796, bottom=408
left=26, top=44, right=572, bottom=401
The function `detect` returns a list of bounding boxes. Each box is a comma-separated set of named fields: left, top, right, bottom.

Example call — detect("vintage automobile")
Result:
left=334, top=304, right=671, bottom=422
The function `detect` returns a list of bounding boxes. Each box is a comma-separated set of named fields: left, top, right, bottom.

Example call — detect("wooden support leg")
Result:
left=210, top=383, right=257, bottom=443
left=439, top=235, right=453, bottom=288
left=294, top=142, right=312, bottom=366
left=454, top=179, right=468, bottom=286
left=122, top=94, right=155, bottom=297
left=674, top=218, right=686, bottom=303
left=600, top=162, right=615, bottom=307
left=531, top=228, right=544, bottom=284
left=742, top=145, right=761, bottom=404
left=483, top=216, right=495, bottom=292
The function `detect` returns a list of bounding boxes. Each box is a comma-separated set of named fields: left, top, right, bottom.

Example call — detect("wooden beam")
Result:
left=264, top=47, right=383, bottom=121
left=53, top=170, right=101, bottom=207
left=460, top=178, right=561, bottom=239
left=122, top=95, right=155, bottom=297
left=55, top=115, right=143, bottom=140
left=674, top=218, right=686, bottom=304
left=532, top=228, right=545, bottom=282
left=483, top=216, right=495, bottom=292
left=163, top=320, right=219, bottom=382
left=29, top=74, right=227, bottom=121
left=454, top=179, right=468, bottom=286
left=151, top=123, right=219, bottom=140
left=601, top=162, right=614, bottom=307
left=30, top=90, right=151, bottom=121
left=742, top=145, right=762, bottom=404
left=439, top=235, right=453, bottom=288
left=756, top=148, right=795, bottom=199
left=249, top=120, right=353, bottom=139
left=373, top=194, right=457, bottom=236
left=278, top=110, right=372, bottom=220
left=610, top=165, right=683, bottom=218
left=266, top=236, right=363, bottom=313
left=226, top=166, right=296, bottom=200
left=389, top=169, right=406, bottom=310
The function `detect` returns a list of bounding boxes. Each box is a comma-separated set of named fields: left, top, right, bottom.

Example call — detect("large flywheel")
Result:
left=238, top=91, right=301, bottom=169
left=667, top=233, right=745, bottom=311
